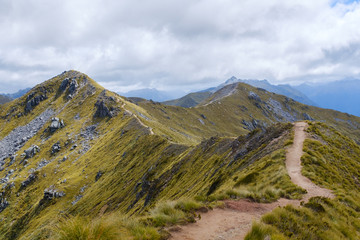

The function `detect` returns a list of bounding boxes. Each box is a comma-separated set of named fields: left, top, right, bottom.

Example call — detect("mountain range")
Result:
left=164, top=77, right=316, bottom=108
left=0, top=70, right=359, bottom=239
left=295, top=79, right=360, bottom=117
left=0, top=88, right=31, bottom=105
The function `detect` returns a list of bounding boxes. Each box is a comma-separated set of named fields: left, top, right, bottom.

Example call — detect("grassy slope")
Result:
left=162, top=91, right=212, bottom=108
left=138, top=83, right=360, bottom=145
left=246, top=122, right=360, bottom=240
left=1, top=71, right=360, bottom=239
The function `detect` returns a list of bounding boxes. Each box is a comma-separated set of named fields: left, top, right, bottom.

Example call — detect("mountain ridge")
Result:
left=0, top=70, right=359, bottom=239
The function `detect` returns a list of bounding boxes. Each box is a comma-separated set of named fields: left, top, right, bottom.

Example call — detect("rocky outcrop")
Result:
left=24, top=87, right=48, bottom=113
left=248, top=91, right=261, bottom=102
left=94, top=100, right=113, bottom=118
left=59, top=77, right=79, bottom=99
left=20, top=173, right=37, bottom=189
left=43, top=187, right=65, bottom=200
left=23, top=145, right=40, bottom=159
left=49, top=118, right=65, bottom=133
left=302, top=113, right=314, bottom=121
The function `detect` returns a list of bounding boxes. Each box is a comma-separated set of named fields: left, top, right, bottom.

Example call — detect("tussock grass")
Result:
left=54, top=216, right=123, bottom=240
left=53, top=214, right=162, bottom=240
left=247, top=122, right=360, bottom=239
left=146, top=199, right=204, bottom=227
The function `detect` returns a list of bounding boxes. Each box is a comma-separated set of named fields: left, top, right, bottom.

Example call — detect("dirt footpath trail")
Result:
left=169, top=122, right=334, bottom=240
left=285, top=122, right=334, bottom=201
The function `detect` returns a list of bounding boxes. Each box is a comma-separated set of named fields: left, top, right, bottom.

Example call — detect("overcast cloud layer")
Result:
left=0, top=0, right=360, bottom=93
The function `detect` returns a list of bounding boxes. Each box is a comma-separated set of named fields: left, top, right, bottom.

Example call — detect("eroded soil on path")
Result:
left=169, top=122, right=334, bottom=240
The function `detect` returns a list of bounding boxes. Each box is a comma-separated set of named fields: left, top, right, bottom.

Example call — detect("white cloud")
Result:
left=0, top=0, right=360, bottom=93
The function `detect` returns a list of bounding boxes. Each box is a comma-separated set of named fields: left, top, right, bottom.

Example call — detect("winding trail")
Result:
left=169, top=122, right=334, bottom=240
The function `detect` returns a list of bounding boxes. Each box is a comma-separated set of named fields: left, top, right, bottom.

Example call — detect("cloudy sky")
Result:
left=0, top=0, right=360, bottom=93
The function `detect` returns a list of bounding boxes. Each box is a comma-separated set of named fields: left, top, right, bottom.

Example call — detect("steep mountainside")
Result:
left=0, top=95, right=12, bottom=104
left=0, top=71, right=359, bottom=239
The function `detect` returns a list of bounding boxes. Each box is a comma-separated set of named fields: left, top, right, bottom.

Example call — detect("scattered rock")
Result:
left=72, top=194, right=83, bottom=205
left=198, top=118, right=205, bottom=125
left=51, top=142, right=61, bottom=154
left=0, top=198, right=9, bottom=213
left=49, top=118, right=65, bottom=132
left=23, top=145, right=40, bottom=159
left=36, top=159, right=50, bottom=170
left=95, top=171, right=103, bottom=181
left=21, top=173, right=37, bottom=189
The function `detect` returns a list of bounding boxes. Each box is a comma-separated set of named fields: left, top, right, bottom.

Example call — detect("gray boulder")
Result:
left=49, top=118, right=65, bottom=132
left=51, top=142, right=61, bottom=154
left=24, top=145, right=40, bottom=159
left=43, top=187, right=65, bottom=200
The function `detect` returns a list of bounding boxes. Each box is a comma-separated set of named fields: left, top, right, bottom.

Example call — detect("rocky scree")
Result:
left=0, top=108, right=54, bottom=166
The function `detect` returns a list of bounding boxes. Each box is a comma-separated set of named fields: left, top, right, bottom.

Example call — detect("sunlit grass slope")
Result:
left=246, top=122, right=360, bottom=239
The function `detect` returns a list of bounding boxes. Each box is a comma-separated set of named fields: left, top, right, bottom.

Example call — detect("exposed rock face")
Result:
left=266, top=98, right=297, bottom=122
left=51, top=142, right=61, bottom=154
left=59, top=77, right=79, bottom=99
left=0, top=197, right=9, bottom=213
left=59, top=78, right=70, bottom=92
left=23, top=145, right=40, bottom=159
left=68, top=79, right=79, bottom=96
left=24, top=87, right=48, bottom=113
left=43, top=187, right=65, bottom=200
left=0, top=108, right=54, bottom=161
left=21, top=173, right=37, bottom=189
left=248, top=91, right=261, bottom=102
left=303, top=113, right=314, bottom=121
left=49, top=118, right=65, bottom=132
left=94, top=100, right=112, bottom=118
left=242, top=119, right=265, bottom=131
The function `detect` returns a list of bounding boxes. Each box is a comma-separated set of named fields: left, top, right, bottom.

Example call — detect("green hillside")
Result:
left=162, top=91, right=212, bottom=108
left=0, top=71, right=359, bottom=239
left=246, top=122, right=360, bottom=239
